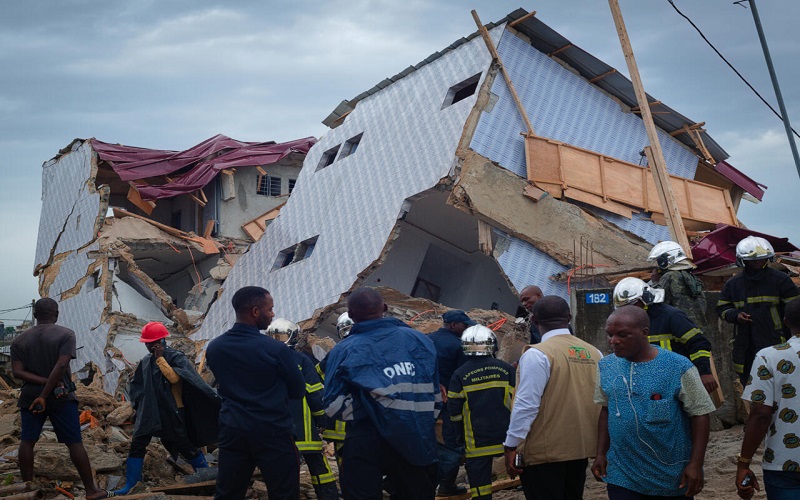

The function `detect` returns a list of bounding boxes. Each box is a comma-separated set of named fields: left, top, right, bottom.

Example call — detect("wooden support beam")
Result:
left=508, top=10, right=536, bottom=28
left=151, top=480, right=217, bottom=495
left=255, top=165, right=266, bottom=176
left=548, top=43, right=573, bottom=57
left=188, top=193, right=206, bottom=207
left=478, top=219, right=494, bottom=256
left=630, top=100, right=661, bottom=112
left=609, top=0, right=692, bottom=258
left=197, top=189, right=208, bottom=203
left=589, top=68, right=617, bottom=83
left=472, top=10, right=535, bottom=136
left=203, top=220, right=215, bottom=239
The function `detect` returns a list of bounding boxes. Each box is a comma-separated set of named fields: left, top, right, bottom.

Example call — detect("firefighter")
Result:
left=447, top=325, right=515, bottom=499
left=717, top=236, right=799, bottom=384
left=268, top=319, right=339, bottom=500
left=614, top=277, right=718, bottom=393
left=647, top=240, right=708, bottom=330
left=315, top=313, right=353, bottom=464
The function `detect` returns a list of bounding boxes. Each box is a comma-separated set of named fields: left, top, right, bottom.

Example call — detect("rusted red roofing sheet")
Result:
left=692, top=224, right=797, bottom=274
left=713, top=160, right=766, bottom=202
left=91, top=134, right=316, bottom=200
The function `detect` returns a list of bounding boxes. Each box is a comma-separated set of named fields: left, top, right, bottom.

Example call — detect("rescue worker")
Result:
left=316, top=313, right=353, bottom=464
left=114, top=322, right=220, bottom=495
left=323, top=287, right=440, bottom=500
left=614, top=277, right=718, bottom=393
left=647, top=240, right=708, bottom=329
left=428, top=310, right=474, bottom=497
left=268, top=319, right=339, bottom=500
left=717, top=236, right=799, bottom=384
left=448, top=325, right=515, bottom=499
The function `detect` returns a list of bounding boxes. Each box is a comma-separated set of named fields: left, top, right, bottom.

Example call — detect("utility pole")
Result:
left=607, top=0, right=692, bottom=257
left=746, top=0, right=800, bottom=180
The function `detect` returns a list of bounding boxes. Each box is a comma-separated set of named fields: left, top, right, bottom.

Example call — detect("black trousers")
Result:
left=214, top=430, right=299, bottom=500
left=520, top=458, right=588, bottom=500
left=465, top=455, right=495, bottom=499
left=129, top=432, right=199, bottom=460
left=303, top=451, right=336, bottom=486
left=607, top=483, right=692, bottom=500
left=341, top=420, right=436, bottom=500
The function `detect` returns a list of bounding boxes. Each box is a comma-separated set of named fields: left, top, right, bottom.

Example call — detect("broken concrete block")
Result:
left=0, top=415, right=18, bottom=438
left=105, top=403, right=134, bottom=426
left=33, top=443, right=123, bottom=479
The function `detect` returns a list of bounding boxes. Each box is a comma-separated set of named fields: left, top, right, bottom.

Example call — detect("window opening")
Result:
left=273, top=235, right=320, bottom=270
left=257, top=175, right=282, bottom=196
left=338, top=133, right=363, bottom=160
left=288, top=179, right=297, bottom=193
left=442, top=73, right=481, bottom=109
left=316, top=145, right=341, bottom=171
left=411, top=278, right=442, bottom=302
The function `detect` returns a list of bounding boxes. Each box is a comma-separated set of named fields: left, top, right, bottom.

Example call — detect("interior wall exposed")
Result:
left=363, top=190, right=520, bottom=314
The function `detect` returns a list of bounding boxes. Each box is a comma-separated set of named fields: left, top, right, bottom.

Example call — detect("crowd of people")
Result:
left=8, top=235, right=800, bottom=499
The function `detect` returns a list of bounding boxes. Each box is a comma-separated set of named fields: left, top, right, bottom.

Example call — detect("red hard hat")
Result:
left=140, top=322, right=169, bottom=343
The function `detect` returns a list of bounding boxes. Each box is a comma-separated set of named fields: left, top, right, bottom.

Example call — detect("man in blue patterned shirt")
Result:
left=592, top=306, right=715, bottom=499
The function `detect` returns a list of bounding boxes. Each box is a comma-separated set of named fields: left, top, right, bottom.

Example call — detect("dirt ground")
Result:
left=490, top=425, right=766, bottom=499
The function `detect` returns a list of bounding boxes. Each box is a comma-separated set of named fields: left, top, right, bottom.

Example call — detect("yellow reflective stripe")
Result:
left=315, top=364, right=325, bottom=381
left=307, top=382, right=323, bottom=393
left=679, top=328, right=702, bottom=343
left=771, top=307, right=782, bottom=330
left=464, top=401, right=476, bottom=452
left=450, top=413, right=463, bottom=422
left=734, top=363, right=744, bottom=374
left=312, top=409, right=325, bottom=417
left=689, top=350, right=711, bottom=361
left=504, top=387, right=514, bottom=411
left=783, top=297, right=798, bottom=304
left=463, top=381, right=512, bottom=393
left=469, top=484, right=493, bottom=496
left=733, top=301, right=745, bottom=308
left=303, top=398, right=313, bottom=443
left=717, top=300, right=733, bottom=305
left=748, top=296, right=781, bottom=304
left=295, top=440, right=323, bottom=451
left=321, top=427, right=346, bottom=440
left=310, top=459, right=335, bottom=485
left=465, top=443, right=504, bottom=458
left=648, top=334, right=672, bottom=342
left=447, top=390, right=465, bottom=399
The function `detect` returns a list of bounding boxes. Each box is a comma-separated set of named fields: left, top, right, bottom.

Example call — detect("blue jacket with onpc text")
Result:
left=322, top=317, right=441, bottom=466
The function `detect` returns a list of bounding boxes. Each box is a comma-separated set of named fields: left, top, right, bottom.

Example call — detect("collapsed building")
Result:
left=35, top=9, right=777, bottom=396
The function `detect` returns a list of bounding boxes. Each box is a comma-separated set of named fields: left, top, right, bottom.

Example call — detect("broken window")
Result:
left=288, top=179, right=297, bottom=193
left=442, top=73, right=481, bottom=109
left=273, top=236, right=319, bottom=270
left=338, top=133, right=363, bottom=160
left=316, top=145, right=341, bottom=171
left=257, top=175, right=282, bottom=197
left=411, top=278, right=441, bottom=302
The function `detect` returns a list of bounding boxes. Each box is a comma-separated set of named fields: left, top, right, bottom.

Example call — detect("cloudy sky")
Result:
left=1, top=0, right=798, bottom=324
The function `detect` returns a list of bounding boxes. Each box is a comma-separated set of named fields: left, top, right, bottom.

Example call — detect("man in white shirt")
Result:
left=503, top=296, right=602, bottom=500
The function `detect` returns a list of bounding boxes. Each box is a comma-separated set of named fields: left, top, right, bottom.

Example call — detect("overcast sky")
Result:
left=1, top=0, right=798, bottom=324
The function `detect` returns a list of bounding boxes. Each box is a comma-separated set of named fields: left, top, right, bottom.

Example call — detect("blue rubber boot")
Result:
left=113, top=457, right=143, bottom=496
left=187, top=452, right=208, bottom=470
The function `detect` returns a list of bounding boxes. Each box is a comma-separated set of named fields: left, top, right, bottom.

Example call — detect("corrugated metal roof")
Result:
left=322, top=8, right=729, bottom=164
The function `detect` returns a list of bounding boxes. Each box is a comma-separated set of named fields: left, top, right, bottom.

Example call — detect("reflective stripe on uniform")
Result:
left=371, top=395, right=435, bottom=413
left=470, top=484, right=493, bottom=497
left=463, top=381, right=512, bottom=393
left=678, top=328, right=702, bottom=344
left=464, top=443, right=504, bottom=459
left=296, top=440, right=323, bottom=452
left=648, top=334, right=672, bottom=351
left=450, top=413, right=463, bottom=422
left=307, top=382, right=324, bottom=393
left=689, top=350, right=711, bottom=361
left=734, top=363, right=744, bottom=374
left=321, top=420, right=346, bottom=441
left=310, top=459, right=336, bottom=485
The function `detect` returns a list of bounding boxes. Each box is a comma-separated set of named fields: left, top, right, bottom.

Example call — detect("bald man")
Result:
left=518, top=286, right=543, bottom=344
left=504, top=296, right=601, bottom=499
left=592, top=306, right=715, bottom=500
left=323, top=287, right=440, bottom=499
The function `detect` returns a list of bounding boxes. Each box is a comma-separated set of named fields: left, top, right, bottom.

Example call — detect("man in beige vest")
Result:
left=503, top=296, right=601, bottom=499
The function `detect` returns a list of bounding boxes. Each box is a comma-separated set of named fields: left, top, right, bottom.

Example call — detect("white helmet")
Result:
left=461, top=325, right=497, bottom=357
left=613, top=277, right=665, bottom=309
left=647, top=241, right=689, bottom=270
left=736, top=236, right=775, bottom=266
left=336, top=312, right=354, bottom=339
left=267, top=318, right=301, bottom=347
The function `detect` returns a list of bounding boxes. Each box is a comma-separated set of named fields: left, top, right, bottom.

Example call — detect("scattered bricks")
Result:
left=105, top=403, right=134, bottom=426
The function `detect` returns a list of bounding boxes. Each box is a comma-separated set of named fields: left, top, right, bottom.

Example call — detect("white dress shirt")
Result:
left=503, top=328, right=572, bottom=448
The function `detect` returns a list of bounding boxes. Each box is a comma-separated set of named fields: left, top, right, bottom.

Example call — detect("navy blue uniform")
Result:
left=647, top=303, right=712, bottom=376
left=207, top=323, right=305, bottom=500
left=323, top=317, right=440, bottom=499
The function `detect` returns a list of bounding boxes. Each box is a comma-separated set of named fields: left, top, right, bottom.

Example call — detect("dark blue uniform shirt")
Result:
left=206, top=323, right=305, bottom=435
left=428, top=327, right=466, bottom=390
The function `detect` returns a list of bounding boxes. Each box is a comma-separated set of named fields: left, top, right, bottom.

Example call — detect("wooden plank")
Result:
left=127, top=184, right=156, bottom=216
left=563, top=186, right=634, bottom=219
left=477, top=219, right=494, bottom=256
left=151, top=480, right=216, bottom=495
left=508, top=10, right=536, bottom=28
left=608, top=0, right=692, bottom=258
left=197, top=189, right=208, bottom=204
left=255, top=165, right=266, bottom=176
left=472, top=10, right=535, bottom=136
left=522, top=183, right=547, bottom=201
left=709, top=355, right=725, bottom=408
left=524, top=134, right=560, bottom=182
left=548, top=43, right=573, bottom=57
left=187, top=193, right=206, bottom=207
left=589, top=68, right=617, bottom=83
left=435, top=478, right=521, bottom=499
left=0, top=376, right=12, bottom=391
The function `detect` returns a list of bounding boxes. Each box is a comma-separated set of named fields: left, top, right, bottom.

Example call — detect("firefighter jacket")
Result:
left=447, top=356, right=515, bottom=459
left=717, top=267, right=799, bottom=376
left=315, top=353, right=346, bottom=442
left=647, top=302, right=712, bottom=376
left=322, top=317, right=441, bottom=466
left=290, top=350, right=325, bottom=453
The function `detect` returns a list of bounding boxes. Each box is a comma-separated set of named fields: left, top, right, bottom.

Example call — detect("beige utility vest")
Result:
left=520, top=334, right=601, bottom=465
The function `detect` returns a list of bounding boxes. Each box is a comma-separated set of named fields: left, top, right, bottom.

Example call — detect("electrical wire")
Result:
left=667, top=0, right=800, bottom=139
left=0, top=304, right=32, bottom=315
